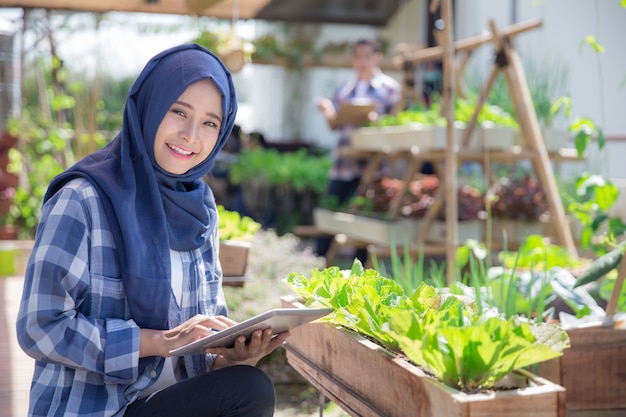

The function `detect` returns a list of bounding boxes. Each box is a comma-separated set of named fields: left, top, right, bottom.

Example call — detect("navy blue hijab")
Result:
left=44, top=44, right=238, bottom=330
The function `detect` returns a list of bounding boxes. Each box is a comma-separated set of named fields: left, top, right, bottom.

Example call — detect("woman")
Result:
left=16, top=43, right=288, bottom=417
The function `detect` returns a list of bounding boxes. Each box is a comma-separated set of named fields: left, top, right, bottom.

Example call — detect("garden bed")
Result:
left=280, top=296, right=566, bottom=417
left=350, top=124, right=435, bottom=152
left=313, top=207, right=420, bottom=247
left=536, top=325, right=626, bottom=417
left=313, top=207, right=482, bottom=247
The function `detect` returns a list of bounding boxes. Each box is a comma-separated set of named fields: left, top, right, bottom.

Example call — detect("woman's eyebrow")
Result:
left=206, top=112, right=223, bottom=123
left=173, top=100, right=222, bottom=123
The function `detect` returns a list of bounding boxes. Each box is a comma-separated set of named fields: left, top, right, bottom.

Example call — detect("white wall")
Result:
left=454, top=0, right=626, bottom=179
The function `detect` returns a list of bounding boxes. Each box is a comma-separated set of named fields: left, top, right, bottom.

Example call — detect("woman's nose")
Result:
left=179, top=123, right=197, bottom=142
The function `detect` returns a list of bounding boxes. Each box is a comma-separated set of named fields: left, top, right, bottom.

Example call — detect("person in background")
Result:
left=16, top=43, right=288, bottom=417
left=315, top=37, right=402, bottom=263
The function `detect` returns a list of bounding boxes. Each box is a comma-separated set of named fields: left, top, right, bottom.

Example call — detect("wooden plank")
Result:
left=399, top=18, right=542, bottom=66
left=0, top=0, right=271, bottom=19
left=285, top=347, right=386, bottom=417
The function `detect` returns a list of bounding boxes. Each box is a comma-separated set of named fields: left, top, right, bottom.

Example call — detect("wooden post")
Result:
left=439, top=0, right=458, bottom=286
left=488, top=19, right=577, bottom=256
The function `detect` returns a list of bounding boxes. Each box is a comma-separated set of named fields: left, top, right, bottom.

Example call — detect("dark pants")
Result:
left=316, top=177, right=368, bottom=264
left=124, top=365, right=276, bottom=417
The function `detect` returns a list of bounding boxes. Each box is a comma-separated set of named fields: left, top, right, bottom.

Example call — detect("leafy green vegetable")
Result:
left=498, top=234, right=588, bottom=271
left=388, top=315, right=566, bottom=393
left=284, top=260, right=570, bottom=392
left=217, top=205, right=261, bottom=242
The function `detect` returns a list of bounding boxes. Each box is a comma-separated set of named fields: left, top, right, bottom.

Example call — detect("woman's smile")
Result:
left=167, top=142, right=194, bottom=158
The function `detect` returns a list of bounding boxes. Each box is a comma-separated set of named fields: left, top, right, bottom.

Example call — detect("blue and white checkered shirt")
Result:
left=16, top=178, right=227, bottom=417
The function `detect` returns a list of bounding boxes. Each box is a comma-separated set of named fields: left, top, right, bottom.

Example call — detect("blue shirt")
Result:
left=16, top=178, right=228, bottom=417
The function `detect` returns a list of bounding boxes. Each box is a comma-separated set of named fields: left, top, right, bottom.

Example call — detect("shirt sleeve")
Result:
left=16, top=184, right=141, bottom=385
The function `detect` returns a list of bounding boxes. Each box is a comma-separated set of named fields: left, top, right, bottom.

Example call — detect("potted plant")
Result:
left=218, top=205, right=261, bottom=281
left=280, top=260, right=568, bottom=417
left=314, top=175, right=484, bottom=248
left=485, top=172, right=551, bottom=246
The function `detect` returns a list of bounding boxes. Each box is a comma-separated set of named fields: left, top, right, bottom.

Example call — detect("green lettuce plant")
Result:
left=217, top=205, right=261, bottom=242
left=284, top=260, right=569, bottom=393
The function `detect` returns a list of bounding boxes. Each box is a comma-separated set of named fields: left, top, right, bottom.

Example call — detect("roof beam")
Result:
left=0, top=0, right=271, bottom=19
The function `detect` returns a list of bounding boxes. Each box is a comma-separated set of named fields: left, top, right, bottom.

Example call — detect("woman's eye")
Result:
left=172, top=109, right=185, bottom=117
left=205, top=121, right=217, bottom=128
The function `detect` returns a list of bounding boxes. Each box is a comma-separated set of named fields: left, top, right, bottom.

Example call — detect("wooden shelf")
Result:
left=250, top=53, right=398, bottom=71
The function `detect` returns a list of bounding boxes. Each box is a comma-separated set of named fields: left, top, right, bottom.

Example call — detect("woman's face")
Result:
left=154, top=78, right=223, bottom=175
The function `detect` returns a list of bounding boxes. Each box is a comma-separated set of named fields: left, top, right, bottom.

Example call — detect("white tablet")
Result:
left=169, top=307, right=333, bottom=356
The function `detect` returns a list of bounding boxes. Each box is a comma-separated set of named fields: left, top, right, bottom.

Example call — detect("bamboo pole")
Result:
left=489, top=19, right=577, bottom=256
left=396, top=18, right=542, bottom=67
left=440, top=0, right=458, bottom=286
left=460, top=64, right=500, bottom=148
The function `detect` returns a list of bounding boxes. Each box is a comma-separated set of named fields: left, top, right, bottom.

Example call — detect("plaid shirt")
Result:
left=16, top=178, right=227, bottom=417
left=330, top=70, right=401, bottom=181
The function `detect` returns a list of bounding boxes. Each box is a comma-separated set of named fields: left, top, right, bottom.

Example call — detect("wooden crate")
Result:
left=281, top=296, right=566, bottom=417
left=480, top=124, right=521, bottom=149
left=536, top=326, right=626, bottom=417
left=313, top=208, right=421, bottom=247
left=433, top=123, right=479, bottom=148
left=426, top=220, right=483, bottom=244
left=486, top=218, right=545, bottom=245
left=433, top=124, right=519, bottom=149
left=350, top=124, right=435, bottom=152
left=218, top=240, right=251, bottom=277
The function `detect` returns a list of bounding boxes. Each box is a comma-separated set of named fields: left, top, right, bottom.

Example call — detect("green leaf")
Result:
left=574, top=129, right=591, bottom=157
left=549, top=96, right=572, bottom=119
left=218, top=205, right=261, bottom=241
left=579, top=35, right=605, bottom=54
left=350, top=258, right=365, bottom=277
left=574, top=242, right=626, bottom=287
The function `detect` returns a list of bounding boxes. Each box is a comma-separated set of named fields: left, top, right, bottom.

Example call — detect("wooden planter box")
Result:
left=313, top=208, right=420, bottom=247
left=434, top=124, right=519, bottom=149
left=350, top=124, right=435, bottom=152
left=426, top=219, right=484, bottom=245
left=434, top=123, right=478, bottom=148
left=486, top=218, right=546, bottom=245
left=480, top=124, right=521, bottom=149
left=219, top=240, right=251, bottom=277
left=280, top=296, right=566, bottom=417
left=536, top=326, right=626, bottom=417
left=514, top=128, right=570, bottom=151
left=313, top=208, right=484, bottom=247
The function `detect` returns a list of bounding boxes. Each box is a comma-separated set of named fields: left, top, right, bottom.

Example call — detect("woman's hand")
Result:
left=207, top=329, right=291, bottom=368
left=139, top=314, right=237, bottom=358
